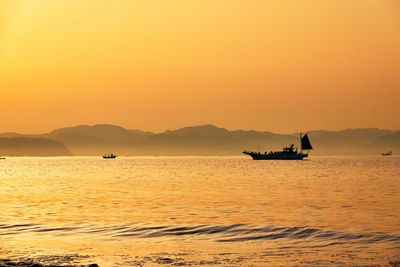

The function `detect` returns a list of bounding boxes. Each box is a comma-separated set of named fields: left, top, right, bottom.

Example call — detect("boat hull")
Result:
left=243, top=151, right=308, bottom=160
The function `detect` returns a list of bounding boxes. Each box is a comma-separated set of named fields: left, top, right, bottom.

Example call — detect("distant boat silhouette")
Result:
left=243, top=133, right=313, bottom=160
left=103, top=153, right=117, bottom=159
left=381, top=151, right=392, bottom=156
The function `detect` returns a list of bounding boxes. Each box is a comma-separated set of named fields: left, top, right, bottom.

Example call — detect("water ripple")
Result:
left=1, top=222, right=399, bottom=247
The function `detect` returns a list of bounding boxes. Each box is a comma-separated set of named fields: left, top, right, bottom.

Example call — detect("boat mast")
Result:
left=300, top=132, right=302, bottom=154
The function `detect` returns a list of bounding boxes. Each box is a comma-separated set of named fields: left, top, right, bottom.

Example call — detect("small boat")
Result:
left=382, top=151, right=392, bottom=156
left=103, top=153, right=117, bottom=159
left=243, top=133, right=313, bottom=160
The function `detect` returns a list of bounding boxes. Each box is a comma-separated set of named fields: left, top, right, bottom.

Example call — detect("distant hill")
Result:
left=47, top=124, right=152, bottom=143
left=0, top=137, right=72, bottom=156
left=42, top=124, right=153, bottom=155
left=308, top=129, right=400, bottom=155
left=370, top=132, right=400, bottom=150
left=0, top=124, right=399, bottom=156
left=164, top=124, right=230, bottom=137
left=0, top=132, right=31, bottom=138
left=132, top=125, right=400, bottom=155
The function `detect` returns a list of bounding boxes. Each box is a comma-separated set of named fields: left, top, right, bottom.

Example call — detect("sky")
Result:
left=0, top=0, right=399, bottom=133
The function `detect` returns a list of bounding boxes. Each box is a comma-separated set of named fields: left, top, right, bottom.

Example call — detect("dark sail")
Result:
left=301, top=133, right=313, bottom=150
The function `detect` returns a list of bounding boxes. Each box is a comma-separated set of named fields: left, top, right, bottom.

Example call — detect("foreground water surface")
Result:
left=0, top=156, right=399, bottom=266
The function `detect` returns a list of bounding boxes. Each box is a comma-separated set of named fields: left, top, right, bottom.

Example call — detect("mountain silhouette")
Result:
left=163, top=124, right=230, bottom=137
left=0, top=137, right=71, bottom=156
left=42, top=124, right=152, bottom=155
left=0, top=124, right=399, bottom=156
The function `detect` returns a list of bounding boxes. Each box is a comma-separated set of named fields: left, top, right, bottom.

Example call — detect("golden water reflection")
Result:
left=0, top=156, right=399, bottom=266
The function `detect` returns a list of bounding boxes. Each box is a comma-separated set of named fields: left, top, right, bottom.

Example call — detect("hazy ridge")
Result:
left=0, top=137, right=72, bottom=156
left=0, top=124, right=398, bottom=156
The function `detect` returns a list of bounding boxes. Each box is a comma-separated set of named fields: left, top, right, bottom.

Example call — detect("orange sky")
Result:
left=0, top=0, right=399, bottom=133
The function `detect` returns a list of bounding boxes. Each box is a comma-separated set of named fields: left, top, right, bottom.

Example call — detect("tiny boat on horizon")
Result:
left=103, top=153, right=117, bottom=159
left=381, top=151, right=392, bottom=156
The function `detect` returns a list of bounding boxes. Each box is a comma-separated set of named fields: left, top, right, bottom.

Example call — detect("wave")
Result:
left=1, top=223, right=399, bottom=247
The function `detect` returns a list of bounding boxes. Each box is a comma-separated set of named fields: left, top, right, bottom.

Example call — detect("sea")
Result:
left=0, top=156, right=399, bottom=266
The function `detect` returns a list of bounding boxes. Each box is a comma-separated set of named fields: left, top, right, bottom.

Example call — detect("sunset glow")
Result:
left=1, top=0, right=399, bottom=133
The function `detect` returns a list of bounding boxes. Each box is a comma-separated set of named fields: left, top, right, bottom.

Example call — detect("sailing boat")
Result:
left=243, top=133, right=313, bottom=160
left=381, top=150, right=392, bottom=156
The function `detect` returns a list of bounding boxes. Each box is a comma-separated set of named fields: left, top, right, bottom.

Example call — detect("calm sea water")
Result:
left=0, top=156, right=399, bottom=266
